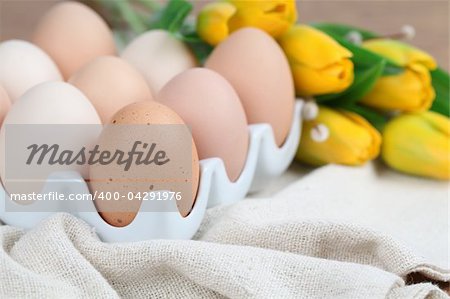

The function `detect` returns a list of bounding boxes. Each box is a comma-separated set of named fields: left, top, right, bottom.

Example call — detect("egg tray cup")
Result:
left=0, top=100, right=304, bottom=242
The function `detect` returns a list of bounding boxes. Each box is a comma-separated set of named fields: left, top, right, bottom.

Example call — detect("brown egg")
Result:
left=89, top=101, right=200, bottom=227
left=32, top=2, right=116, bottom=79
left=158, top=68, right=248, bottom=181
left=0, top=85, right=11, bottom=125
left=205, top=28, right=295, bottom=147
left=69, top=56, right=153, bottom=123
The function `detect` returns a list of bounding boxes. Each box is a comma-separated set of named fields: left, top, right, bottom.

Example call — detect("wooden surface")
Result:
left=0, top=0, right=448, bottom=69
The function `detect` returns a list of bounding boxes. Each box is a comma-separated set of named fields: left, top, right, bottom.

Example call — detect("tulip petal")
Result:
left=340, top=111, right=382, bottom=160
left=197, top=2, right=237, bottom=46
left=291, top=60, right=354, bottom=96
left=363, top=39, right=437, bottom=70
left=296, top=106, right=381, bottom=166
left=279, top=25, right=355, bottom=96
left=279, top=25, right=352, bottom=69
left=361, top=63, right=435, bottom=112
left=382, top=113, right=450, bottom=180
left=227, top=0, right=297, bottom=38
left=421, top=111, right=450, bottom=137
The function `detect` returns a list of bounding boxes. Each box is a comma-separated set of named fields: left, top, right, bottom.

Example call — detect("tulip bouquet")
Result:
left=96, top=0, right=449, bottom=180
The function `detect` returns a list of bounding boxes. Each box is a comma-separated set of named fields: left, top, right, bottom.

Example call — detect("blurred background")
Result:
left=1, top=0, right=449, bottom=70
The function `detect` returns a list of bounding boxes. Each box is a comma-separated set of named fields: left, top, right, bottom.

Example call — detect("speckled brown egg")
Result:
left=89, top=101, right=200, bottom=227
left=158, top=68, right=249, bottom=182
left=69, top=56, right=153, bottom=123
left=32, top=2, right=116, bottom=79
left=205, top=28, right=295, bottom=147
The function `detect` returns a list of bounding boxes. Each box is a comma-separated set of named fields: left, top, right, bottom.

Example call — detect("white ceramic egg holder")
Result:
left=0, top=100, right=304, bottom=242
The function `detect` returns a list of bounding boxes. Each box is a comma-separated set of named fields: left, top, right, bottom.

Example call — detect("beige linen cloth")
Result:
left=0, top=163, right=449, bottom=298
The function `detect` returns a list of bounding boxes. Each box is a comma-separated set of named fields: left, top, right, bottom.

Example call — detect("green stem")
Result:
left=136, top=10, right=151, bottom=26
left=116, top=1, right=148, bottom=34
left=136, top=0, right=162, bottom=12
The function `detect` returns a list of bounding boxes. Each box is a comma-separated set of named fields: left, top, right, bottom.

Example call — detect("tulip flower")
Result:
left=196, top=2, right=237, bottom=46
left=363, top=39, right=436, bottom=69
left=296, top=106, right=381, bottom=166
left=382, top=111, right=449, bottom=180
left=197, top=0, right=297, bottom=46
left=278, top=25, right=354, bottom=97
left=361, top=39, right=437, bottom=112
left=227, top=0, right=297, bottom=38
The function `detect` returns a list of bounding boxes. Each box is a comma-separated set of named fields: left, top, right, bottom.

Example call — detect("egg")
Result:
left=0, top=85, right=11, bottom=125
left=0, top=82, right=101, bottom=196
left=158, top=68, right=249, bottom=181
left=1, top=82, right=101, bottom=125
left=32, top=1, right=116, bottom=79
left=205, top=28, right=295, bottom=147
left=69, top=56, right=154, bottom=123
left=0, top=40, right=62, bottom=102
left=121, top=30, right=197, bottom=95
left=89, top=101, right=200, bottom=227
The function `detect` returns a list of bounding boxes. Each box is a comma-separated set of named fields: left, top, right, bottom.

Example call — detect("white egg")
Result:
left=121, top=30, right=197, bottom=95
left=0, top=40, right=62, bottom=102
left=0, top=85, right=11, bottom=125
left=1, top=81, right=100, bottom=124
left=0, top=82, right=101, bottom=196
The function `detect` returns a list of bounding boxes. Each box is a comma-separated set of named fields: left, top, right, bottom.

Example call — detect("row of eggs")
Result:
left=0, top=2, right=295, bottom=227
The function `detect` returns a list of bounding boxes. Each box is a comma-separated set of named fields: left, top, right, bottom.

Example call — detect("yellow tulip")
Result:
left=197, top=0, right=297, bottom=46
left=278, top=25, right=354, bottom=97
left=363, top=39, right=437, bottom=69
left=296, top=106, right=381, bottom=166
left=196, top=2, right=237, bottom=46
left=361, top=39, right=437, bottom=112
left=227, top=0, right=297, bottom=38
left=382, top=111, right=450, bottom=180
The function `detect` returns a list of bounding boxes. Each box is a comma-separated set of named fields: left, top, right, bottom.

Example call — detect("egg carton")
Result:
left=0, top=100, right=304, bottom=242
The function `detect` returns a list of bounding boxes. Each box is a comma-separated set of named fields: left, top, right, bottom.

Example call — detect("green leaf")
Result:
left=334, top=35, right=380, bottom=66
left=148, top=0, right=212, bottom=63
left=312, top=22, right=379, bottom=40
left=317, top=60, right=385, bottom=105
left=312, top=23, right=404, bottom=77
left=343, top=62, right=385, bottom=103
left=382, top=64, right=404, bottom=76
left=150, top=0, right=193, bottom=33
left=177, top=28, right=214, bottom=64
left=329, top=30, right=404, bottom=76
left=100, top=0, right=148, bottom=34
left=430, top=67, right=450, bottom=116
left=341, top=104, right=388, bottom=132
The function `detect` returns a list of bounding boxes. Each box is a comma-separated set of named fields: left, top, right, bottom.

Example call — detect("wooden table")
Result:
left=1, top=0, right=448, bottom=69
